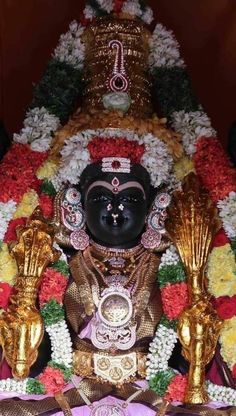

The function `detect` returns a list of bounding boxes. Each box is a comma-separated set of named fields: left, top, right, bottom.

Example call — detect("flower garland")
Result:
left=83, top=0, right=154, bottom=25
left=52, top=129, right=173, bottom=189
left=147, top=246, right=236, bottom=405
left=0, top=251, right=73, bottom=395
left=148, top=12, right=236, bottom=391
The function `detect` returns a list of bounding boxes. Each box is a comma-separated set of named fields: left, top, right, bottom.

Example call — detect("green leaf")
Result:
left=30, top=59, right=84, bottom=124
left=157, top=263, right=186, bottom=288
left=26, top=379, right=45, bottom=395
left=151, top=67, right=199, bottom=118
left=50, top=260, right=70, bottom=277
left=149, top=369, right=175, bottom=396
left=40, top=180, right=57, bottom=196
left=160, top=315, right=177, bottom=331
left=41, top=300, right=65, bottom=326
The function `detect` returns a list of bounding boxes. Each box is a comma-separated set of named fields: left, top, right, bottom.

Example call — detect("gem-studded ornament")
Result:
left=141, top=192, right=171, bottom=250
left=70, top=229, right=90, bottom=250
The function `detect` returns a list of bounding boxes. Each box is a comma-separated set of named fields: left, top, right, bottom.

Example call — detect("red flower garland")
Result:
left=4, top=217, right=27, bottom=243
left=88, top=137, right=145, bottom=164
left=161, top=282, right=189, bottom=320
left=0, top=144, right=47, bottom=203
left=165, top=374, right=188, bottom=402
left=38, top=367, right=65, bottom=394
left=39, top=268, right=67, bottom=306
left=194, top=137, right=236, bottom=202
left=213, top=296, right=236, bottom=320
left=39, top=194, right=54, bottom=219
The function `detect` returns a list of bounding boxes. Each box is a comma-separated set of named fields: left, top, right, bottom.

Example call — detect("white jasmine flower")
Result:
left=54, top=21, right=85, bottom=70
left=13, top=107, right=60, bottom=152
left=0, top=200, right=17, bottom=241
left=122, top=0, right=142, bottom=17
left=149, top=23, right=185, bottom=69
left=142, top=6, right=154, bottom=25
left=97, top=0, right=113, bottom=13
left=84, top=5, right=96, bottom=20
left=217, top=192, right=236, bottom=239
left=171, top=110, right=216, bottom=156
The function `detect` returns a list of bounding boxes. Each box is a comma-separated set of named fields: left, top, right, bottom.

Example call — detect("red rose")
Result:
left=212, top=229, right=230, bottom=248
left=215, top=296, right=236, bottom=319
left=0, top=283, right=13, bottom=310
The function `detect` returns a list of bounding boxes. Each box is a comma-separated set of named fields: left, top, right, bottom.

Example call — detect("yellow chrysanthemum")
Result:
left=207, top=244, right=236, bottom=297
left=220, top=317, right=236, bottom=369
left=173, top=156, right=195, bottom=181
left=36, top=159, right=59, bottom=180
left=13, top=189, right=39, bottom=219
left=0, top=243, right=17, bottom=285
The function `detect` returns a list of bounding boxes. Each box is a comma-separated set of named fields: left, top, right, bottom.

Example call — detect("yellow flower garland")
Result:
left=173, top=156, right=195, bottom=181
left=207, top=244, right=236, bottom=297
left=0, top=243, right=17, bottom=285
left=36, top=159, right=59, bottom=179
left=220, top=317, right=236, bottom=369
left=13, top=190, right=39, bottom=219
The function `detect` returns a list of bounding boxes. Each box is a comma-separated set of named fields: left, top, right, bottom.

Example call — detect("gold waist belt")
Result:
left=73, top=350, right=147, bottom=386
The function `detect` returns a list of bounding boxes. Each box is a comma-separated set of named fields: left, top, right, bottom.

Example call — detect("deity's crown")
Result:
left=51, top=1, right=183, bottom=189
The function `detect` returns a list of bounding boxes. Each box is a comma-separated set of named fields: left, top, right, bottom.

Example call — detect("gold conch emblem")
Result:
left=0, top=208, right=59, bottom=379
left=166, top=174, right=222, bottom=404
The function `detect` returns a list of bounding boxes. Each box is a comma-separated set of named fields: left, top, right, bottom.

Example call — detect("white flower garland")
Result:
left=51, top=128, right=173, bottom=190
left=0, top=201, right=17, bottom=241
left=207, top=382, right=236, bottom=407
left=54, top=21, right=85, bottom=70
left=121, top=0, right=142, bottom=18
left=171, top=110, right=216, bottom=156
left=96, top=0, right=113, bottom=13
left=84, top=5, right=97, bottom=21
left=217, top=192, right=236, bottom=239
left=146, top=325, right=178, bottom=379
left=149, top=23, right=185, bottom=70
left=13, top=107, right=60, bottom=152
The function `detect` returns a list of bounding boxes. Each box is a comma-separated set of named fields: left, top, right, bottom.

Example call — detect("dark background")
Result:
left=0, top=0, right=236, bottom=147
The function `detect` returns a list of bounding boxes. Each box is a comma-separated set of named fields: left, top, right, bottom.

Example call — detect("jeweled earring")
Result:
left=141, top=193, right=171, bottom=250
left=61, top=187, right=89, bottom=251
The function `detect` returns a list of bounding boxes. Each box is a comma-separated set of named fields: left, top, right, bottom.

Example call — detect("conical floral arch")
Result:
left=0, top=0, right=236, bottom=406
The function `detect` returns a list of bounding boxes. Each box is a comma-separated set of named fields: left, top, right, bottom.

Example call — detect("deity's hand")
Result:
left=0, top=305, right=44, bottom=379
left=178, top=295, right=222, bottom=403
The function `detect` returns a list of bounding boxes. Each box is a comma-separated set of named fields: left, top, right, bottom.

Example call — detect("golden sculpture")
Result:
left=166, top=173, right=222, bottom=404
left=0, top=208, right=59, bottom=379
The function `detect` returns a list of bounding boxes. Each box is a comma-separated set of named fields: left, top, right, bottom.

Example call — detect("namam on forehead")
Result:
left=86, top=177, right=146, bottom=199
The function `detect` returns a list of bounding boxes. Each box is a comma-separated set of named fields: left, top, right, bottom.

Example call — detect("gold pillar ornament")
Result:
left=166, top=173, right=222, bottom=404
left=0, top=207, right=59, bottom=379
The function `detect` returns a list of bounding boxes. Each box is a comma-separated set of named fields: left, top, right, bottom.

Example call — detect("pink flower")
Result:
left=39, top=268, right=67, bottom=306
left=0, top=282, right=13, bottom=310
left=165, top=374, right=188, bottom=402
left=38, top=367, right=65, bottom=394
left=161, top=282, right=189, bottom=320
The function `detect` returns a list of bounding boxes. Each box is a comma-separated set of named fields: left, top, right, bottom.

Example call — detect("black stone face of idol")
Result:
left=80, top=165, right=151, bottom=249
